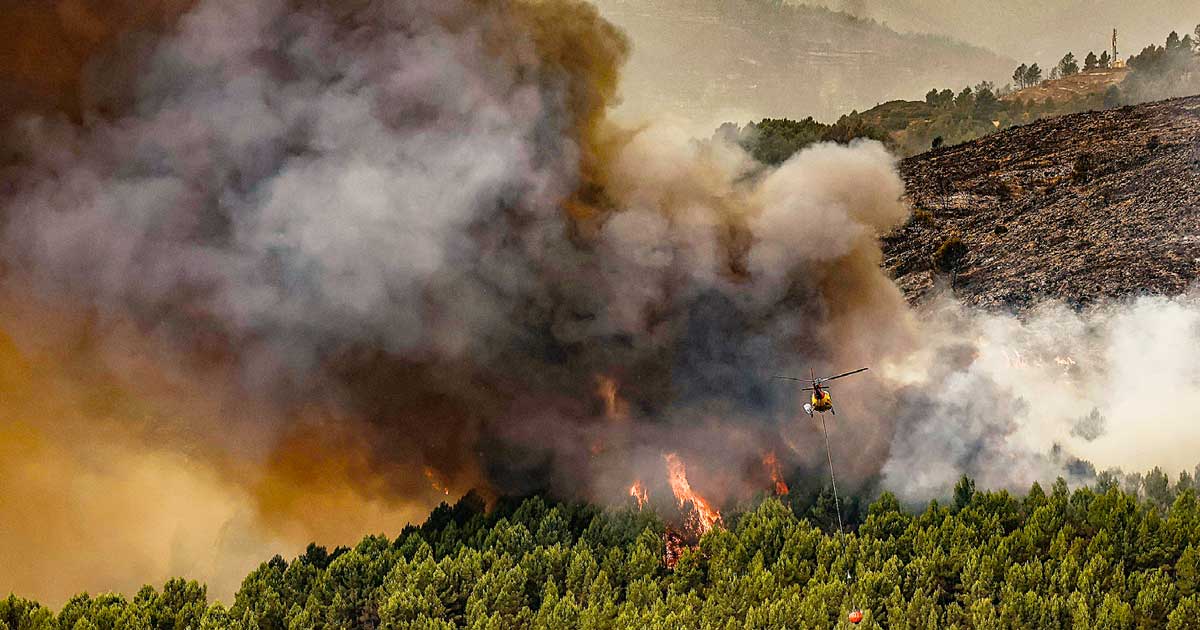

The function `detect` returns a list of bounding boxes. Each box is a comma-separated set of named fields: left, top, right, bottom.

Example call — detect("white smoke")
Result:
left=880, top=292, right=1200, bottom=501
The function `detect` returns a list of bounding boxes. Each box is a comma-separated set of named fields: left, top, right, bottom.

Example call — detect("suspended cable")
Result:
left=818, top=413, right=847, bottom=560
left=819, top=412, right=861, bottom=623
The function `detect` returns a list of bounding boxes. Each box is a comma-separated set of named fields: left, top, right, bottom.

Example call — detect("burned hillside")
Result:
left=886, top=95, right=1200, bottom=309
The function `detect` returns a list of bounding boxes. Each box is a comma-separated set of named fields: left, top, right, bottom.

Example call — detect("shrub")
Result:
left=932, top=233, right=968, bottom=275
left=911, top=208, right=935, bottom=226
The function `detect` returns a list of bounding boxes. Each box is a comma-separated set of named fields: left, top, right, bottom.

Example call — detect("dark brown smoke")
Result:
left=0, top=0, right=196, bottom=123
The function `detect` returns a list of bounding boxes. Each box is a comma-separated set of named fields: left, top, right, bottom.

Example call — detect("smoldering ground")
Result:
left=0, top=0, right=1198, bottom=606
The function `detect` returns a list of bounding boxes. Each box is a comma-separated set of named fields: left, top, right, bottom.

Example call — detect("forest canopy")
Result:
left=7, top=468, right=1200, bottom=629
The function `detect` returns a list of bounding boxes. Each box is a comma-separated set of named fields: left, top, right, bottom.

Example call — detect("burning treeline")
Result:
left=9, top=0, right=1187, bottom=607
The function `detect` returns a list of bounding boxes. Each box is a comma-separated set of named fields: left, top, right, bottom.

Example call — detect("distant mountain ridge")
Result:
left=594, top=0, right=1016, bottom=123
left=820, top=0, right=1200, bottom=69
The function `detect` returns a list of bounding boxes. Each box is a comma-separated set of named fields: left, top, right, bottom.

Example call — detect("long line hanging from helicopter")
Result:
left=773, top=366, right=869, bottom=625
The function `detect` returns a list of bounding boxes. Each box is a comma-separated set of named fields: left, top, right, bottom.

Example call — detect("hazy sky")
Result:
left=593, top=0, right=1014, bottom=128
left=822, top=0, right=1200, bottom=63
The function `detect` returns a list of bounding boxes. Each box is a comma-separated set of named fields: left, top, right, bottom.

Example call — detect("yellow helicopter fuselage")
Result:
left=811, top=390, right=833, bottom=413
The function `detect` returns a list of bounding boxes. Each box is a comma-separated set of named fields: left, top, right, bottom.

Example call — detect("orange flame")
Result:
left=629, top=480, right=648, bottom=509
left=663, top=528, right=687, bottom=569
left=423, top=466, right=450, bottom=496
left=762, top=451, right=789, bottom=495
left=596, top=375, right=628, bottom=421
left=663, top=452, right=721, bottom=535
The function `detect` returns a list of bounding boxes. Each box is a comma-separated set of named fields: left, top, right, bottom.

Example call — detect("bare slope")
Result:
left=885, top=96, right=1200, bottom=309
left=1004, top=67, right=1131, bottom=104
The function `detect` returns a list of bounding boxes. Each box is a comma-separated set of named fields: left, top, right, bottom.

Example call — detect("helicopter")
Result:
left=773, top=367, right=868, bottom=416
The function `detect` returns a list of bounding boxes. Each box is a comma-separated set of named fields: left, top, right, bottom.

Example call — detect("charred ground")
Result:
left=885, top=95, right=1200, bottom=309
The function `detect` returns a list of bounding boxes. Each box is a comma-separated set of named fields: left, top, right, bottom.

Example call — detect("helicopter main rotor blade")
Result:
left=771, top=376, right=820, bottom=391
left=816, top=367, right=869, bottom=384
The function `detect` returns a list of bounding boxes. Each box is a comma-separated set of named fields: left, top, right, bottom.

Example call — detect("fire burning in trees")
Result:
left=663, top=528, right=688, bottom=570
left=663, top=452, right=721, bottom=535
left=629, top=480, right=648, bottom=509
left=762, top=451, right=790, bottom=495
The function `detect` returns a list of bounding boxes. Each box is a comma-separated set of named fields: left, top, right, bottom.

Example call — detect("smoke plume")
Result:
left=880, top=293, right=1200, bottom=501
left=1, top=0, right=1197, bottom=606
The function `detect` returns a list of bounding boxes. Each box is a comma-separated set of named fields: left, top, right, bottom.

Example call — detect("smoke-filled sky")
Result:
left=591, top=0, right=1200, bottom=126
left=820, top=0, right=1200, bottom=68
left=1, top=0, right=1198, bottom=608
left=592, top=0, right=1017, bottom=127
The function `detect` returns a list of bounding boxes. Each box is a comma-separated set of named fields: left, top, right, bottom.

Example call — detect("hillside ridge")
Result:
left=1003, top=67, right=1131, bottom=104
